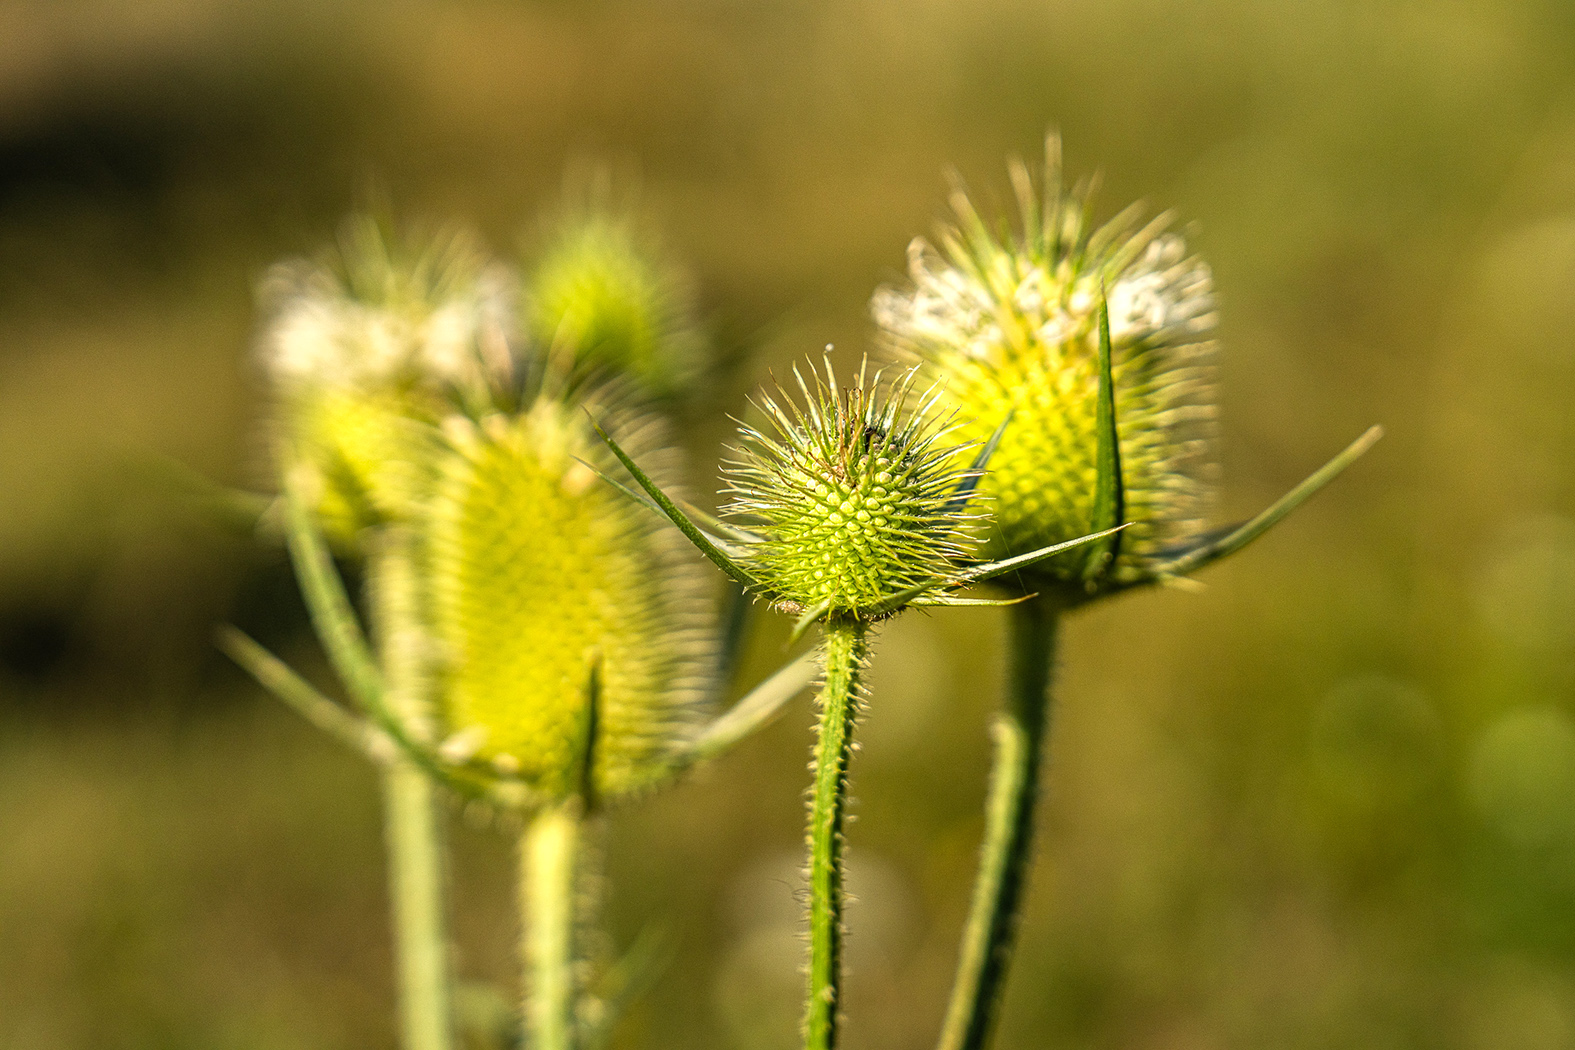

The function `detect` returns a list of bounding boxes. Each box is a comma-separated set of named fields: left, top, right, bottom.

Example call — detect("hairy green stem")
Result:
left=937, top=596, right=1059, bottom=1050
left=524, top=802, right=585, bottom=1050
left=805, top=617, right=869, bottom=1050
left=369, top=532, right=455, bottom=1050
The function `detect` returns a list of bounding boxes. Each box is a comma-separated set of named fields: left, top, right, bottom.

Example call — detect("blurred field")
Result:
left=3, top=0, right=1575, bottom=1047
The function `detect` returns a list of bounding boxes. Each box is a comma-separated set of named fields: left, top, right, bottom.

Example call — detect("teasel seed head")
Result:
left=873, top=137, right=1218, bottom=598
left=424, top=394, right=716, bottom=802
left=722, top=360, right=977, bottom=619
left=258, top=216, right=516, bottom=543
left=526, top=208, right=705, bottom=400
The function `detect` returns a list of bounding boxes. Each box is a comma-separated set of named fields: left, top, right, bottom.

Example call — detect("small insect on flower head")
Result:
left=722, top=359, right=979, bottom=620
left=873, top=137, right=1218, bottom=600
left=257, top=216, right=516, bottom=545
left=424, top=393, right=716, bottom=803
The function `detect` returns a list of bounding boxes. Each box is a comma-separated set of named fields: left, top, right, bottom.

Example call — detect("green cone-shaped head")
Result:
left=425, top=399, right=714, bottom=802
left=872, top=139, right=1218, bottom=598
left=258, top=218, right=514, bottom=544
left=724, top=361, right=974, bottom=618
left=526, top=211, right=704, bottom=399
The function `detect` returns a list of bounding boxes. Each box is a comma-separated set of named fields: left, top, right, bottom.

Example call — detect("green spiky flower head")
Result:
left=525, top=210, right=704, bottom=399
left=873, top=139, right=1217, bottom=599
left=724, top=361, right=975, bottom=619
left=259, top=217, right=515, bottom=544
left=424, top=396, right=715, bottom=803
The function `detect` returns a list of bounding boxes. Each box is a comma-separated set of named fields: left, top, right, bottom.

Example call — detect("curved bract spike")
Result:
left=789, top=599, right=834, bottom=644
left=913, top=593, right=1038, bottom=608
left=135, top=453, right=283, bottom=540
left=583, top=923, right=677, bottom=1050
left=588, top=411, right=761, bottom=590
left=860, top=524, right=1126, bottom=620
left=673, top=499, right=761, bottom=545
left=219, top=622, right=539, bottom=809
left=1155, top=425, right=1383, bottom=579
left=958, top=523, right=1128, bottom=587
left=686, top=649, right=822, bottom=764
left=217, top=625, right=386, bottom=759
left=928, top=591, right=1041, bottom=608
left=944, top=409, right=1014, bottom=516
left=1084, top=292, right=1125, bottom=583
left=572, top=455, right=756, bottom=559
left=575, top=661, right=602, bottom=810
left=282, top=472, right=384, bottom=711
left=714, top=580, right=755, bottom=688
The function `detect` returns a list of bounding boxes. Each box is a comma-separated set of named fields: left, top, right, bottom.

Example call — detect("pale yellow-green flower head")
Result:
left=872, top=140, right=1218, bottom=599
left=257, top=217, right=515, bottom=545
left=722, top=361, right=976, bottom=619
left=424, top=396, right=715, bottom=802
left=525, top=210, right=704, bottom=400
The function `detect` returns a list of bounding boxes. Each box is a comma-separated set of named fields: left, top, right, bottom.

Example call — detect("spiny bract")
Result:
left=526, top=211, right=703, bottom=399
left=258, top=218, right=514, bottom=543
left=873, top=139, right=1217, bottom=596
left=724, top=362, right=975, bottom=617
left=425, top=397, right=714, bottom=801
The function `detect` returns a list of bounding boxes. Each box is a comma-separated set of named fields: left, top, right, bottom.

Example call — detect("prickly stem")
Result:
left=804, top=617, right=869, bottom=1050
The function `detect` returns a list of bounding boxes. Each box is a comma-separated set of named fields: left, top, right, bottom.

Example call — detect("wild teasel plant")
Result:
left=228, top=363, right=819, bottom=1050
left=172, top=197, right=856, bottom=1050
left=872, top=137, right=1382, bottom=1050
left=593, top=358, right=1119, bottom=1050
left=229, top=216, right=526, bottom=1050
left=420, top=389, right=717, bottom=1050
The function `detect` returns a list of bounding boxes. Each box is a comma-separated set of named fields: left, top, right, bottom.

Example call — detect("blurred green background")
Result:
left=3, top=0, right=1574, bottom=1047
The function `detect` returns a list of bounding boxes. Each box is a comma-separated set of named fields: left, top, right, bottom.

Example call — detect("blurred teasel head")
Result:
left=425, top=393, right=716, bottom=804
left=257, top=216, right=516, bottom=545
left=721, top=360, right=978, bottom=620
left=872, top=137, right=1218, bottom=600
left=525, top=200, right=706, bottom=401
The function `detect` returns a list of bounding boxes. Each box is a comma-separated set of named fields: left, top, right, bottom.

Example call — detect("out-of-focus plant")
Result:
left=593, top=358, right=1118, bottom=1050
left=872, top=136, right=1382, bottom=1050
left=258, top=217, right=517, bottom=547
left=524, top=191, right=706, bottom=403
left=244, top=218, right=513, bottom=1050
left=216, top=214, right=816, bottom=1050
